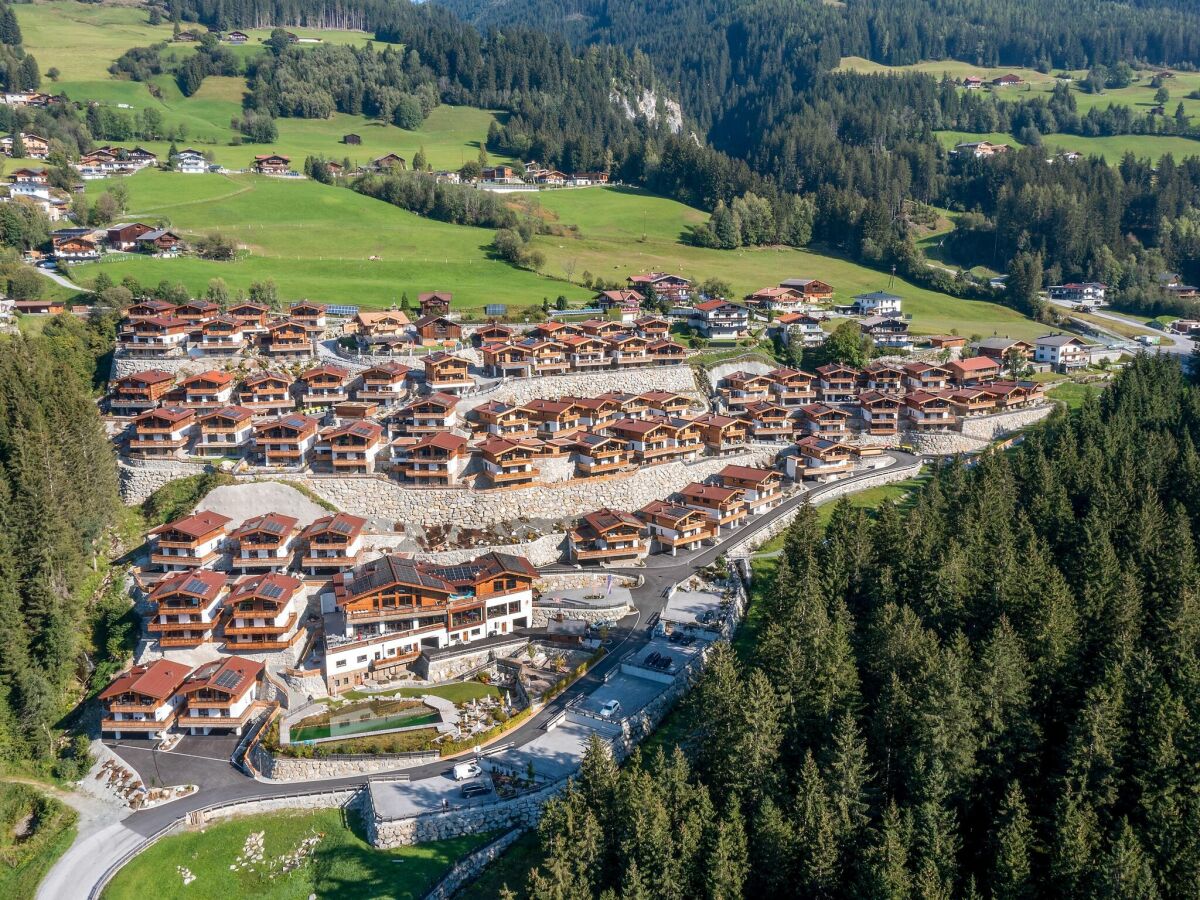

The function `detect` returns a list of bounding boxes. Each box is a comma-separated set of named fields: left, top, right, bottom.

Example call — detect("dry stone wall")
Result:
left=288, top=448, right=775, bottom=527
left=250, top=746, right=438, bottom=781
left=458, top=365, right=702, bottom=413
left=422, top=829, right=524, bottom=900
left=959, top=404, right=1053, bottom=440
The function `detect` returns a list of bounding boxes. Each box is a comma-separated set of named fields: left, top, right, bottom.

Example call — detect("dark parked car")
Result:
left=461, top=782, right=493, bottom=799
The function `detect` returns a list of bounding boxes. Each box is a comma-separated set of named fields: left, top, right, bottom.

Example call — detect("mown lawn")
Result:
left=342, top=681, right=501, bottom=704
left=101, top=808, right=494, bottom=900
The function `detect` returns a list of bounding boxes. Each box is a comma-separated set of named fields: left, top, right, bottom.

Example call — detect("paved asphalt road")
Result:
left=47, top=450, right=919, bottom=898
left=1049, top=298, right=1195, bottom=358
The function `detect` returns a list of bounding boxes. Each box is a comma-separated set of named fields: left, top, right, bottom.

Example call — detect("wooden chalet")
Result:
left=148, top=511, right=231, bottom=571
left=605, top=333, right=653, bottom=366
left=568, top=509, right=649, bottom=562
left=636, top=501, right=716, bottom=555
left=678, top=482, right=747, bottom=532
left=562, top=396, right=621, bottom=429
left=598, top=391, right=650, bottom=419
left=262, top=319, right=312, bottom=356
left=224, top=573, right=305, bottom=651
left=356, top=362, right=411, bottom=403
left=520, top=338, right=570, bottom=376
left=719, top=371, right=773, bottom=411
left=238, top=371, right=294, bottom=415
left=288, top=301, right=327, bottom=329
left=177, top=657, right=265, bottom=735
left=693, top=413, right=750, bottom=452
left=145, top=569, right=228, bottom=647
left=422, top=352, right=473, bottom=393
left=797, top=402, right=849, bottom=437
left=109, top=369, right=175, bottom=414
left=414, top=315, right=463, bottom=345
left=106, top=222, right=155, bottom=251
left=779, top=278, right=835, bottom=302
left=300, top=513, right=367, bottom=573
left=902, top=362, right=951, bottom=392
left=478, top=437, right=540, bottom=487
left=396, top=431, right=469, bottom=486
left=394, top=391, right=458, bottom=435
left=230, top=512, right=300, bottom=572
left=858, top=391, right=902, bottom=435
left=126, top=299, right=176, bottom=321
left=179, top=369, right=235, bottom=409
left=860, top=362, right=905, bottom=393
left=129, top=406, right=195, bottom=458
left=946, top=356, right=1002, bottom=385
left=558, top=334, right=611, bottom=371
left=118, top=315, right=190, bottom=356
left=525, top=398, right=584, bottom=435
left=318, top=420, right=386, bottom=473
left=633, top=316, right=671, bottom=340
left=717, top=465, right=783, bottom=515
left=346, top=310, right=411, bottom=340
left=227, top=302, right=271, bottom=331
left=573, top=432, right=629, bottom=477
left=947, top=388, right=998, bottom=418
left=742, top=400, right=794, bottom=441
left=903, top=390, right=955, bottom=430
left=471, top=321, right=513, bottom=347
left=648, top=339, right=687, bottom=364
left=253, top=414, right=320, bottom=466
left=196, top=316, right=247, bottom=356
left=99, top=660, right=191, bottom=739
left=195, top=405, right=255, bottom=457
left=974, top=337, right=1034, bottom=362
left=474, top=400, right=534, bottom=439
left=417, top=292, right=452, bottom=318
left=788, top=436, right=852, bottom=482
left=251, top=154, right=291, bottom=175
left=580, top=318, right=627, bottom=339
left=639, top=391, right=692, bottom=418
left=816, top=364, right=859, bottom=403
left=298, top=363, right=353, bottom=407
left=627, top=272, right=692, bottom=303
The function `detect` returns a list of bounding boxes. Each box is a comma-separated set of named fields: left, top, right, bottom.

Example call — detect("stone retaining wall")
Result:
left=457, top=365, right=702, bottom=413
left=250, top=745, right=439, bottom=781
left=287, top=448, right=775, bottom=528
left=412, top=533, right=566, bottom=567
left=422, top=828, right=524, bottom=900
left=535, top=572, right=640, bottom=592
left=959, top=403, right=1053, bottom=440
left=531, top=602, right=632, bottom=628
left=368, top=778, right=566, bottom=847
left=415, top=639, right=530, bottom=682
left=186, top=786, right=365, bottom=827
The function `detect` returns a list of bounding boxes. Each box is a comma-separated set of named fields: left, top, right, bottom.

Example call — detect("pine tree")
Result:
left=703, top=800, right=749, bottom=900
left=1097, top=819, right=1162, bottom=900
left=990, top=782, right=1034, bottom=900
left=858, top=802, right=913, bottom=900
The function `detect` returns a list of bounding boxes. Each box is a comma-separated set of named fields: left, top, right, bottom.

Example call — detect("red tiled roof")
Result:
left=99, top=659, right=192, bottom=702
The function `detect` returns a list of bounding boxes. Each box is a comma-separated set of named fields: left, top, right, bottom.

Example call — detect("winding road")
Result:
left=40, top=451, right=919, bottom=900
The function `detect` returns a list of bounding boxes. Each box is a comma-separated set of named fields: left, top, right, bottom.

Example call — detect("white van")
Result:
left=452, top=761, right=482, bottom=781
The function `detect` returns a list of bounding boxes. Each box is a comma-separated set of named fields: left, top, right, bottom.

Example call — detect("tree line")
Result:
left=519, top=353, right=1200, bottom=899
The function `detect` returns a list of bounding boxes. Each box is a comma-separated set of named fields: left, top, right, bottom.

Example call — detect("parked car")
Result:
left=461, top=782, right=493, bottom=799
left=600, top=699, right=622, bottom=718
left=452, top=761, right=482, bottom=781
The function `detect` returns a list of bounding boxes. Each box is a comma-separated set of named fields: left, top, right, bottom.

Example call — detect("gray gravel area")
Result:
left=196, top=482, right=331, bottom=526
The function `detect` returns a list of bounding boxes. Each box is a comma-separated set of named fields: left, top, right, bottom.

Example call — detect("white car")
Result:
left=599, top=699, right=621, bottom=718
left=452, top=761, right=482, bottom=781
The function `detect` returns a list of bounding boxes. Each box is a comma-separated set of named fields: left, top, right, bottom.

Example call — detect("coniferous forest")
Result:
left=0, top=316, right=123, bottom=770
left=523, top=355, right=1200, bottom=899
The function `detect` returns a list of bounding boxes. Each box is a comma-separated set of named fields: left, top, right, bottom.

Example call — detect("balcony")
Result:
left=225, top=613, right=297, bottom=637
left=148, top=617, right=218, bottom=633
left=101, top=716, right=173, bottom=732
left=572, top=543, right=647, bottom=560
left=148, top=552, right=214, bottom=568
left=577, top=458, right=625, bottom=476
left=570, top=355, right=610, bottom=369
left=488, top=467, right=539, bottom=485
left=370, top=649, right=422, bottom=672
left=105, top=701, right=165, bottom=715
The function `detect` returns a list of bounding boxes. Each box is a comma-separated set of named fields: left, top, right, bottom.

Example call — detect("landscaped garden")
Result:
left=289, top=697, right=442, bottom=743
left=101, top=808, right=496, bottom=900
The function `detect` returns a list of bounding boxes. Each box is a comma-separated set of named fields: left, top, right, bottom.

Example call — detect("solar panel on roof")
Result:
left=261, top=521, right=285, bottom=535
left=213, top=669, right=243, bottom=690
left=485, top=304, right=507, bottom=316
left=183, top=577, right=211, bottom=594
left=259, top=582, right=284, bottom=599
left=326, top=304, right=359, bottom=316
left=330, top=520, right=354, bottom=534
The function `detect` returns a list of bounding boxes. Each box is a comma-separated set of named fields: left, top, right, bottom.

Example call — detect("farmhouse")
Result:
left=851, top=291, right=903, bottom=316
left=1048, top=282, right=1107, bottom=307
left=779, top=278, right=835, bottom=302
left=628, top=272, right=692, bottom=303
left=414, top=315, right=463, bottom=345
left=251, top=154, right=291, bottom=175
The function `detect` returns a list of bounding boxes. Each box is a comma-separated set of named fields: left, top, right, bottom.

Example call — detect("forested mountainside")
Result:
left=0, top=313, right=124, bottom=772
left=526, top=354, right=1200, bottom=900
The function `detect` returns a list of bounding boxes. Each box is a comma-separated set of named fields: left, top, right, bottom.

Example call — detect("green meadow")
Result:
left=841, top=56, right=1200, bottom=163
left=74, top=169, right=593, bottom=310
left=15, top=1, right=509, bottom=170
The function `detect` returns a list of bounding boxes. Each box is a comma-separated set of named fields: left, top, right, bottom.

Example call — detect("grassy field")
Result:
left=16, top=1, right=509, bottom=170
left=841, top=56, right=1200, bottom=162
left=73, top=169, right=593, bottom=309
left=0, top=783, right=78, bottom=900
left=524, top=187, right=1049, bottom=338
left=102, top=808, right=493, bottom=900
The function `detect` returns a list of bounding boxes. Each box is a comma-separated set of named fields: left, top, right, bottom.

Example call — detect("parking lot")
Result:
left=104, top=732, right=248, bottom=791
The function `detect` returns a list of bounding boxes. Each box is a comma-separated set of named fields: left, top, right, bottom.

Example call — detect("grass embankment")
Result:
left=101, top=808, right=495, bottom=900
left=341, top=682, right=501, bottom=704
left=0, top=783, right=78, bottom=900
